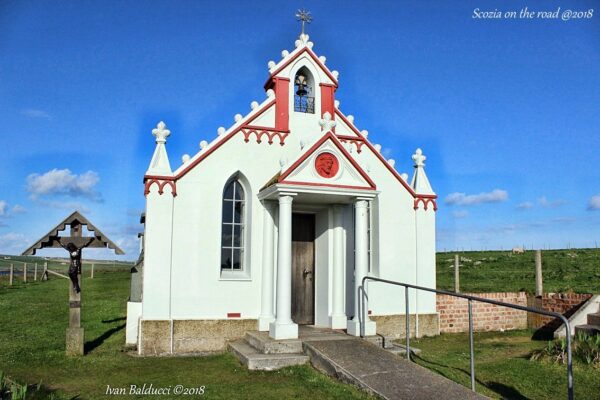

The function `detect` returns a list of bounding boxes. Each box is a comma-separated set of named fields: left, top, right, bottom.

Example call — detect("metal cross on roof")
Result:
left=296, top=9, right=312, bottom=35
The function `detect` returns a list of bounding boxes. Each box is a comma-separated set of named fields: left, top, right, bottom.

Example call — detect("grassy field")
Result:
left=411, top=330, right=600, bottom=400
left=0, top=269, right=372, bottom=400
left=436, top=248, right=600, bottom=293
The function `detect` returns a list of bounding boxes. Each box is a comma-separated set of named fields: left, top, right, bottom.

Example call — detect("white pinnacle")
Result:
left=152, top=121, right=171, bottom=144
left=410, top=148, right=435, bottom=195
left=412, top=148, right=426, bottom=167
left=319, top=112, right=337, bottom=133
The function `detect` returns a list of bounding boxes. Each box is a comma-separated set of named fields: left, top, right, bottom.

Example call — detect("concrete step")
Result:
left=575, top=324, right=600, bottom=337
left=386, top=344, right=422, bottom=357
left=229, top=340, right=309, bottom=371
left=245, top=331, right=304, bottom=354
left=587, top=313, right=600, bottom=326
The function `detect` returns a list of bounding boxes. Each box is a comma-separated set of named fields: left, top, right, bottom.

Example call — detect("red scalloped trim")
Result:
left=242, top=126, right=290, bottom=146
left=414, top=196, right=437, bottom=211
left=144, top=177, right=177, bottom=197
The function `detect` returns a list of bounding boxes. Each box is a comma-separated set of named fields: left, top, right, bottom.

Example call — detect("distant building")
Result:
left=127, top=30, right=438, bottom=355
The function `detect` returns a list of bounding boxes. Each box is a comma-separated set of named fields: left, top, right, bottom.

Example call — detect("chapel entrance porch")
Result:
left=257, top=184, right=378, bottom=340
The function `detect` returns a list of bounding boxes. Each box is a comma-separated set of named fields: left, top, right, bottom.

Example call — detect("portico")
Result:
left=257, top=184, right=377, bottom=339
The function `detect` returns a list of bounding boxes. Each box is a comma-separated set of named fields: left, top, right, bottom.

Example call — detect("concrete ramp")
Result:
left=303, top=339, right=486, bottom=400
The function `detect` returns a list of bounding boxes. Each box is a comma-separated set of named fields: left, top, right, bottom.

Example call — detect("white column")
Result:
left=258, top=201, right=276, bottom=331
left=330, top=205, right=347, bottom=328
left=269, top=194, right=298, bottom=339
left=348, top=199, right=376, bottom=336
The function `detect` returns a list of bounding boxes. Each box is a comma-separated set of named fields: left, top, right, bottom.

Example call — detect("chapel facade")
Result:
left=126, top=31, right=439, bottom=354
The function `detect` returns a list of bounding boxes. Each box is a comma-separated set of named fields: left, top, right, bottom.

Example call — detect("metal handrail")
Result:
left=360, top=276, right=574, bottom=400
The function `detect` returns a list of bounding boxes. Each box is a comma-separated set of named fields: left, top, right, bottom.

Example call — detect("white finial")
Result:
left=199, top=140, right=208, bottom=150
left=182, top=154, right=190, bottom=164
left=319, top=111, right=337, bottom=133
left=374, top=144, right=382, bottom=153
left=319, top=55, right=326, bottom=64
left=361, top=129, right=369, bottom=138
left=217, top=127, right=226, bottom=136
left=266, top=89, right=275, bottom=98
left=152, top=121, right=171, bottom=144
left=412, top=148, right=426, bottom=167
left=334, top=100, right=340, bottom=108
left=268, top=60, right=276, bottom=69
left=295, top=39, right=302, bottom=48
left=401, top=173, right=409, bottom=181
left=388, top=159, right=395, bottom=168
left=307, top=41, right=314, bottom=49
left=332, top=70, right=339, bottom=79
left=281, top=50, right=289, bottom=58
left=251, top=101, right=259, bottom=110
left=347, top=115, right=354, bottom=123
left=234, top=114, right=242, bottom=122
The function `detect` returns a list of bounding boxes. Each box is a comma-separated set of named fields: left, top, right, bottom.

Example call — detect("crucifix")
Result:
left=295, top=9, right=312, bottom=35
left=22, top=211, right=124, bottom=356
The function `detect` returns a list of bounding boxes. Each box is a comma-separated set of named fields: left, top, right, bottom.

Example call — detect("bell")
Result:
left=295, top=74, right=308, bottom=97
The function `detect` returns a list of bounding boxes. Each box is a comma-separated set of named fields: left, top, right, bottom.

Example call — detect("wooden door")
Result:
left=291, top=213, right=315, bottom=325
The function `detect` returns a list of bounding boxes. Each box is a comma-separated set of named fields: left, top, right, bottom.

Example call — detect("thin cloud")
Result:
left=21, top=108, right=51, bottom=119
left=0, top=232, right=29, bottom=254
left=26, top=169, right=102, bottom=201
left=35, top=199, right=91, bottom=213
left=516, top=201, right=534, bottom=210
left=452, top=210, right=469, bottom=218
left=11, top=205, right=26, bottom=214
left=538, top=196, right=567, bottom=208
left=588, top=194, right=600, bottom=211
left=445, top=189, right=508, bottom=206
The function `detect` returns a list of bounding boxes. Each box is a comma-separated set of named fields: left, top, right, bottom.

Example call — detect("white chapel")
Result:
left=127, top=27, right=439, bottom=355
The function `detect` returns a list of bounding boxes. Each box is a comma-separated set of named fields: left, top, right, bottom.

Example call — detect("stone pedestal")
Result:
left=66, top=327, right=84, bottom=355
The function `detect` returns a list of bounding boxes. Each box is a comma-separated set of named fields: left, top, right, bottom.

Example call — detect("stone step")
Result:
left=575, top=324, right=600, bottom=337
left=587, top=313, right=600, bottom=326
left=229, top=340, right=309, bottom=371
left=245, top=331, right=304, bottom=354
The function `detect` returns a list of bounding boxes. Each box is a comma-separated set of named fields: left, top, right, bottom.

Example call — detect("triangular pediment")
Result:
left=279, top=132, right=376, bottom=190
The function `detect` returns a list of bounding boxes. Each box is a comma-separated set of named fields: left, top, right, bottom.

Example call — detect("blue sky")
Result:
left=1, top=0, right=599, bottom=259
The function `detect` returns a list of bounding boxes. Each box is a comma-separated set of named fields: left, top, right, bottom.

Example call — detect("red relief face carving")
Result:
left=315, top=152, right=339, bottom=178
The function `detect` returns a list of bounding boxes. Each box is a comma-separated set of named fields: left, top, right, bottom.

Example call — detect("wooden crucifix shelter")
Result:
left=22, top=211, right=124, bottom=355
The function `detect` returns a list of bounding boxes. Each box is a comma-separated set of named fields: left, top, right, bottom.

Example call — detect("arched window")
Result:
left=221, top=179, right=245, bottom=271
left=294, top=67, right=315, bottom=113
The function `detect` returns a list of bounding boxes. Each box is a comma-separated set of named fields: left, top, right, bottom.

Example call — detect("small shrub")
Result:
left=531, top=333, right=600, bottom=365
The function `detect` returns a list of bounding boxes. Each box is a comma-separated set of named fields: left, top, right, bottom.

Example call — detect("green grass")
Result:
left=436, top=248, right=600, bottom=293
left=0, top=270, right=372, bottom=399
left=410, top=330, right=600, bottom=400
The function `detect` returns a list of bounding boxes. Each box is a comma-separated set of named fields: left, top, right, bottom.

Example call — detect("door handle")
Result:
left=303, top=268, right=313, bottom=276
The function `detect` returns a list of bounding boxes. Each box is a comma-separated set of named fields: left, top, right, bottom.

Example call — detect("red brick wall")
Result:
left=527, top=293, right=593, bottom=330
left=437, top=292, right=528, bottom=333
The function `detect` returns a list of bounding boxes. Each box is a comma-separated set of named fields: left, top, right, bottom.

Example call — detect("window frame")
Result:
left=219, top=176, right=252, bottom=280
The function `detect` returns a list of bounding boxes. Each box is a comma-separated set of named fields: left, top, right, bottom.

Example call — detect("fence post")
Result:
left=23, top=263, right=27, bottom=283
left=468, top=299, right=476, bottom=392
left=43, top=261, right=48, bottom=281
left=91, top=263, right=95, bottom=279
left=9, top=264, right=13, bottom=285
left=454, top=254, right=460, bottom=293
left=535, top=250, right=543, bottom=296
left=405, top=287, right=410, bottom=361
left=34, top=263, right=38, bottom=281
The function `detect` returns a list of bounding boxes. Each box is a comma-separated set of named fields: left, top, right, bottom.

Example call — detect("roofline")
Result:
left=264, top=46, right=339, bottom=90
left=334, top=109, right=437, bottom=200
left=278, top=130, right=376, bottom=190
